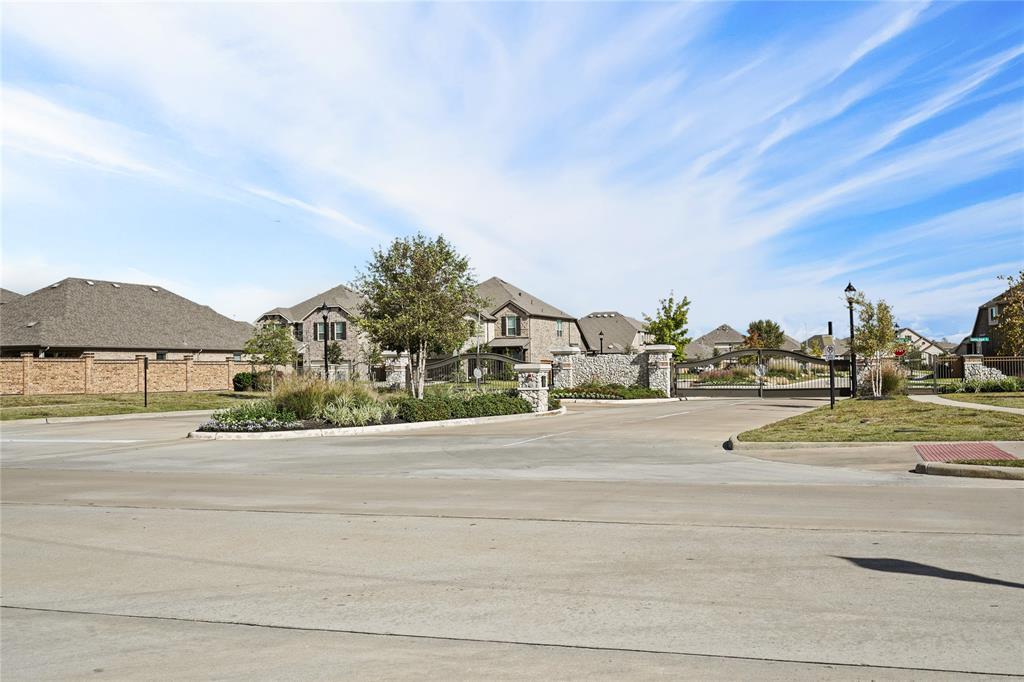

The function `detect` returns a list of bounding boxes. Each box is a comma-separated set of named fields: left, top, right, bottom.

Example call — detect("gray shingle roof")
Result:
left=258, top=283, right=366, bottom=322
left=683, top=341, right=713, bottom=359
left=1, top=288, right=22, bottom=305
left=0, top=278, right=253, bottom=351
left=476, top=277, right=574, bottom=319
left=803, top=334, right=850, bottom=356
left=578, top=311, right=645, bottom=353
left=694, top=324, right=746, bottom=346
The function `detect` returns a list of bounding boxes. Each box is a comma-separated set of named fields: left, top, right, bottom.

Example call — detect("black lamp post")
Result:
left=845, top=282, right=857, bottom=396
left=599, top=330, right=604, bottom=355
left=319, top=302, right=329, bottom=379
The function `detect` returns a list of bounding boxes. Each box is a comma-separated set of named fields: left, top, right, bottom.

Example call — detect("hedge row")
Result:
left=397, top=391, right=532, bottom=422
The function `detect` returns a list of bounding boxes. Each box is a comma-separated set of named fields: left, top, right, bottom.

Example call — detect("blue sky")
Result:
left=2, top=2, right=1022, bottom=342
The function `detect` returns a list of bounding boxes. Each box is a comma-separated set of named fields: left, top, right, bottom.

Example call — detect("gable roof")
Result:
left=578, top=311, right=646, bottom=353
left=0, top=278, right=253, bottom=351
left=683, top=341, right=713, bottom=359
left=259, top=283, right=365, bottom=322
left=476, top=277, right=574, bottom=319
left=694, top=324, right=746, bottom=346
left=0, top=288, right=23, bottom=305
left=803, top=334, right=850, bottom=356
left=781, top=334, right=801, bottom=352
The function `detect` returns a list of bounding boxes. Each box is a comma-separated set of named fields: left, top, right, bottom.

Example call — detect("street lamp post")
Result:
left=599, top=330, right=604, bottom=355
left=319, top=302, right=329, bottom=380
left=845, top=282, right=857, bottom=396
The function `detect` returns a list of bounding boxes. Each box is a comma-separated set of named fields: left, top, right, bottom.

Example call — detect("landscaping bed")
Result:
left=197, top=377, right=532, bottom=433
left=739, top=396, right=1024, bottom=443
left=0, top=391, right=269, bottom=421
left=551, top=383, right=665, bottom=400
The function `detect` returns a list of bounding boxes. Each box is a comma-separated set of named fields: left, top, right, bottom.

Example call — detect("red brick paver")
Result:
left=914, top=442, right=1017, bottom=462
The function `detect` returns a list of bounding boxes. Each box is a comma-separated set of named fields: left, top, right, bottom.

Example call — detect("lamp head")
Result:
left=844, top=282, right=857, bottom=303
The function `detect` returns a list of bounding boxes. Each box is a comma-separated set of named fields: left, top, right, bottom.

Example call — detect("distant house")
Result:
left=803, top=334, right=850, bottom=358
left=690, top=324, right=746, bottom=358
left=781, top=334, right=802, bottom=352
left=0, top=278, right=252, bottom=360
left=475, top=277, right=581, bottom=362
left=578, top=311, right=652, bottom=354
left=256, top=284, right=369, bottom=375
left=895, top=327, right=948, bottom=365
left=0, top=288, right=22, bottom=305
left=955, top=287, right=1018, bottom=356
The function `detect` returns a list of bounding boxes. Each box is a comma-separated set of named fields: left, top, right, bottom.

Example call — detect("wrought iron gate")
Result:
left=673, top=348, right=851, bottom=398
left=424, top=352, right=519, bottom=389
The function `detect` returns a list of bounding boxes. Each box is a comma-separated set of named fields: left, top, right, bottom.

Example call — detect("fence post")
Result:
left=644, top=345, right=675, bottom=397
left=551, top=347, right=580, bottom=389
left=82, top=352, right=95, bottom=394
left=382, top=351, right=411, bottom=392
left=514, top=363, right=549, bottom=413
left=183, top=354, right=194, bottom=392
left=20, top=352, right=34, bottom=395
left=136, top=355, right=147, bottom=393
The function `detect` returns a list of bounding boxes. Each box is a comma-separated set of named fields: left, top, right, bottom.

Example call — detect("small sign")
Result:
left=824, top=344, right=836, bottom=361
left=894, top=347, right=906, bottom=357
left=897, top=336, right=912, bottom=343
left=969, top=336, right=989, bottom=342
left=754, top=364, right=767, bottom=378
left=473, top=368, right=483, bottom=380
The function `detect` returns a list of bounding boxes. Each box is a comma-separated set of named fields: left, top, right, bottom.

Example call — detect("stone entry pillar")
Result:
left=382, top=351, right=411, bottom=392
left=645, top=344, right=675, bottom=397
left=515, top=363, right=550, bottom=413
left=551, top=347, right=581, bottom=389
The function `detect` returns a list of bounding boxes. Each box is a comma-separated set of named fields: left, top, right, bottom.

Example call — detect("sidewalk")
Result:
left=909, top=393, right=1024, bottom=416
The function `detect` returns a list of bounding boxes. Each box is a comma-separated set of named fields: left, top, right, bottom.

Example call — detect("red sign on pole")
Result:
left=894, top=347, right=906, bottom=357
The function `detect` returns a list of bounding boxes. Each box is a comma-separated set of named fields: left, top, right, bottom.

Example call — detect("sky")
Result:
left=2, top=2, right=1022, bottom=343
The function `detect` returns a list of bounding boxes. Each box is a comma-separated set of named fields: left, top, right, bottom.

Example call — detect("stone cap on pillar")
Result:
left=551, top=347, right=582, bottom=356
left=514, top=363, right=549, bottom=373
left=962, top=355, right=983, bottom=361
left=381, top=350, right=398, bottom=359
left=645, top=344, right=676, bottom=353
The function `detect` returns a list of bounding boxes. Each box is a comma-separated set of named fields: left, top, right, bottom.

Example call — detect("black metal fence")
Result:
left=674, top=349, right=850, bottom=397
left=423, top=352, right=520, bottom=390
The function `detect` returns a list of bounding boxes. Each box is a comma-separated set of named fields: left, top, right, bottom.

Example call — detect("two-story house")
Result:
left=256, top=284, right=369, bottom=377
left=895, top=327, right=948, bottom=365
left=955, top=286, right=1019, bottom=355
left=475, top=277, right=581, bottom=362
left=578, top=312, right=652, bottom=354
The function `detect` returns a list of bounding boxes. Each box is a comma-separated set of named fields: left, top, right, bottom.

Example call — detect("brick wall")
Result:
left=0, top=354, right=263, bottom=396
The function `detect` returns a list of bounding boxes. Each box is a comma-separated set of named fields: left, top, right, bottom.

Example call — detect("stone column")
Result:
left=962, top=354, right=1000, bottom=381
left=136, top=354, right=147, bottom=392
left=551, top=347, right=580, bottom=389
left=20, top=352, right=34, bottom=395
left=515, top=363, right=549, bottom=413
left=82, top=352, right=95, bottom=394
left=183, top=354, right=194, bottom=392
left=645, top=344, right=675, bottom=397
left=382, top=351, right=411, bottom=392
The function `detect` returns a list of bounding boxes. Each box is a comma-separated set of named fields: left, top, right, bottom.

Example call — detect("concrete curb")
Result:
left=556, top=398, right=681, bottom=405
left=909, top=393, right=1024, bottom=416
left=914, top=461, right=1024, bottom=481
left=725, top=433, right=912, bottom=450
left=7, top=409, right=218, bottom=426
left=188, top=406, right=568, bottom=440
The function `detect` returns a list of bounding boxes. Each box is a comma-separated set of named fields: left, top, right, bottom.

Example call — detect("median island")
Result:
left=739, top=396, right=1024, bottom=443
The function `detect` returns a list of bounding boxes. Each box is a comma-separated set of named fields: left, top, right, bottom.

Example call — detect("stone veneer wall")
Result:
left=570, top=353, right=647, bottom=387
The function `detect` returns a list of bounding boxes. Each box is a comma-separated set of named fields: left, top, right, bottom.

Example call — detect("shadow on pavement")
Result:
left=835, top=556, right=1024, bottom=590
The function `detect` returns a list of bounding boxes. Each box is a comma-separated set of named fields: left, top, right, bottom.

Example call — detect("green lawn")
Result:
left=0, top=391, right=268, bottom=420
left=739, top=396, right=1024, bottom=443
left=941, top=392, right=1024, bottom=410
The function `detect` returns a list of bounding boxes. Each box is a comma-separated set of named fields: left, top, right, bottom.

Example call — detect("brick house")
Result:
left=475, top=277, right=581, bottom=362
left=578, top=312, right=652, bottom=354
left=0, top=277, right=252, bottom=360
left=256, top=284, right=371, bottom=377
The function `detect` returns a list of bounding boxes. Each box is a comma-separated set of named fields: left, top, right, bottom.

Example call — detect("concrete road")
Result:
left=2, top=399, right=1022, bottom=680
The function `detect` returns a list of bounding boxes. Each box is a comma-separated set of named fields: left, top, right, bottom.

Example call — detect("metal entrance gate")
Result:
left=673, top=348, right=851, bottom=398
left=424, top=352, right=519, bottom=389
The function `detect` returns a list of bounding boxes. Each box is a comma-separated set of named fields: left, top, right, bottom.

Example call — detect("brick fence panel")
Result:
left=147, top=361, right=188, bottom=392
left=32, top=359, right=86, bottom=395
left=192, top=362, right=231, bottom=391
left=92, top=361, right=139, bottom=394
left=0, top=360, right=23, bottom=395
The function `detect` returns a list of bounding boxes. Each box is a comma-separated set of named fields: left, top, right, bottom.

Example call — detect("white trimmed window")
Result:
left=314, top=322, right=325, bottom=341
left=990, top=306, right=1000, bottom=323
left=503, top=315, right=520, bottom=336
left=333, top=321, right=347, bottom=340
left=556, top=320, right=564, bottom=338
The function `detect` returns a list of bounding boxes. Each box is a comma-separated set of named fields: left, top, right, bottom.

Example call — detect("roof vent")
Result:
left=50, top=283, right=60, bottom=288
left=86, top=280, right=95, bottom=286
left=150, top=287, right=160, bottom=292
left=112, top=283, right=121, bottom=288
left=26, top=321, right=37, bottom=327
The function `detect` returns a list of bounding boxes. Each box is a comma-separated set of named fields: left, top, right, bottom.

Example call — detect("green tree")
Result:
left=243, top=324, right=297, bottom=391
left=996, top=270, right=1024, bottom=356
left=354, top=232, right=481, bottom=398
left=849, top=294, right=897, bottom=398
left=806, top=338, right=824, bottom=357
left=326, top=341, right=345, bottom=365
left=743, top=319, right=785, bottom=349
left=642, top=292, right=692, bottom=360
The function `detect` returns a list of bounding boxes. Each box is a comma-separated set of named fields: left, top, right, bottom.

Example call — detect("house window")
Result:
left=233, top=353, right=242, bottom=362
left=314, top=322, right=325, bottom=341
left=156, top=352, right=167, bottom=361
left=293, top=323, right=303, bottom=341
left=990, top=306, right=1000, bottom=323
left=503, top=315, right=520, bottom=336
left=556, top=320, right=563, bottom=338
left=333, top=321, right=347, bottom=340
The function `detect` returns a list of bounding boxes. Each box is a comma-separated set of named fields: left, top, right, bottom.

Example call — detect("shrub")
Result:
left=271, top=376, right=380, bottom=420
left=553, top=383, right=663, bottom=399
left=200, top=399, right=301, bottom=432
left=321, top=397, right=400, bottom=427
left=397, top=390, right=531, bottom=422
left=548, top=394, right=561, bottom=410
left=233, top=372, right=254, bottom=391
left=857, top=363, right=906, bottom=397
